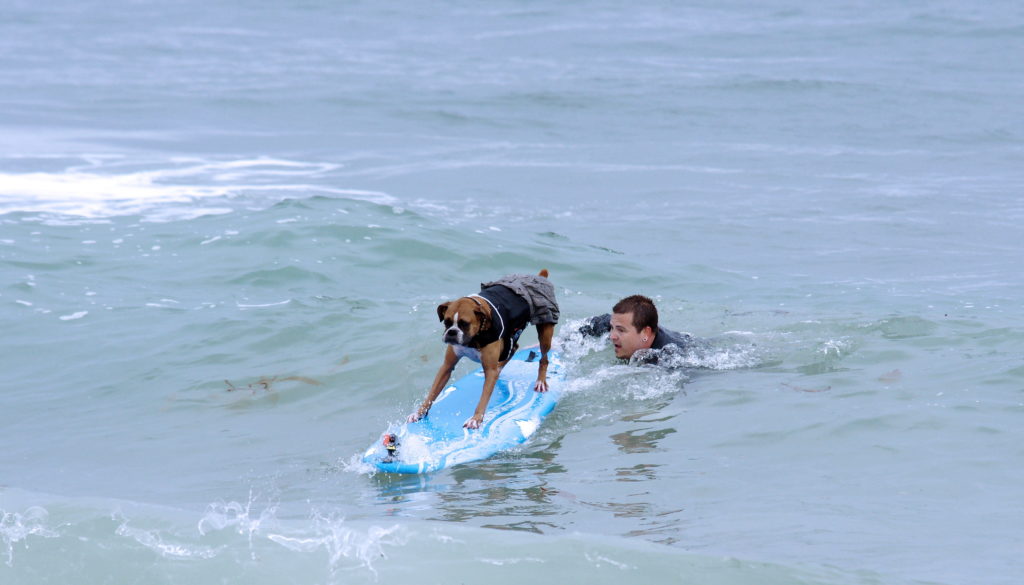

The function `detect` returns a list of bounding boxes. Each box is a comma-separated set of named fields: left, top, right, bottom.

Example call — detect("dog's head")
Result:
left=437, top=297, right=492, bottom=346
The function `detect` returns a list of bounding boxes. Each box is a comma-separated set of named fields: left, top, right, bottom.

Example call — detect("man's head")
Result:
left=609, top=295, right=658, bottom=359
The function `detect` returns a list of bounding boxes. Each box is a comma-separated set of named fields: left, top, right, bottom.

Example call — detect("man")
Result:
left=579, top=294, right=694, bottom=363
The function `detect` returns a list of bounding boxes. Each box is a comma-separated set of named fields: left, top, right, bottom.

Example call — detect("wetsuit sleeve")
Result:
left=578, top=313, right=612, bottom=337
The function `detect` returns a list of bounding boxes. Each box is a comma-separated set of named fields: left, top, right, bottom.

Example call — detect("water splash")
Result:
left=641, top=333, right=766, bottom=371
left=0, top=506, right=58, bottom=567
left=267, top=511, right=406, bottom=578
left=556, top=318, right=764, bottom=379
left=115, top=515, right=222, bottom=560
left=197, top=489, right=278, bottom=559
left=196, top=491, right=405, bottom=577
left=553, top=317, right=611, bottom=364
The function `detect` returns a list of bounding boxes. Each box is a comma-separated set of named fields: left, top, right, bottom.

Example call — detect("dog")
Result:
left=409, top=269, right=560, bottom=429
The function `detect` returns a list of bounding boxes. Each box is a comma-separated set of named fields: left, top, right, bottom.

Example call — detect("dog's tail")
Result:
left=539, top=268, right=549, bottom=279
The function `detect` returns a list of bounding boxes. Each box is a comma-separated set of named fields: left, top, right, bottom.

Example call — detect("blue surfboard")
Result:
left=362, top=347, right=562, bottom=474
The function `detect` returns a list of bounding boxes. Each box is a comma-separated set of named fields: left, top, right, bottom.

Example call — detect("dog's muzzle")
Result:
left=443, top=326, right=464, bottom=345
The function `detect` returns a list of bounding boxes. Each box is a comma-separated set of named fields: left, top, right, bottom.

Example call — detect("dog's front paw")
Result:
left=534, top=378, right=549, bottom=393
left=463, top=415, right=484, bottom=429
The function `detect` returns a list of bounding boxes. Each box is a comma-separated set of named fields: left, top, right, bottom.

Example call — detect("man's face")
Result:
left=609, top=311, right=652, bottom=359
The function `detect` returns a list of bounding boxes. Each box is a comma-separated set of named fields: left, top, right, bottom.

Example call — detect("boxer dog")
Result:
left=409, top=269, right=558, bottom=429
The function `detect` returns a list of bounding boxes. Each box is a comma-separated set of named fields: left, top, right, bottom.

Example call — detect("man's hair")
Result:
left=612, top=294, right=658, bottom=333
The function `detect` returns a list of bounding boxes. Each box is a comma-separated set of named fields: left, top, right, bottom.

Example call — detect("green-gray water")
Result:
left=3, top=2, right=1022, bottom=583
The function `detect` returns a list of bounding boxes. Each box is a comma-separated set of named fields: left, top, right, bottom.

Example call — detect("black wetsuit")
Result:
left=579, top=313, right=694, bottom=363
left=470, top=284, right=530, bottom=362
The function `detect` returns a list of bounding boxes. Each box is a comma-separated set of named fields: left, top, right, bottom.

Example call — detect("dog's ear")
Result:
left=437, top=302, right=450, bottom=322
left=475, top=309, right=491, bottom=331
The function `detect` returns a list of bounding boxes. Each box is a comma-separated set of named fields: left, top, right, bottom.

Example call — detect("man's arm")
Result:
left=578, top=313, right=612, bottom=337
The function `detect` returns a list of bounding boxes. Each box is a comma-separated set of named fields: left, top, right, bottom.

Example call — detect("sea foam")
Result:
left=0, top=156, right=396, bottom=223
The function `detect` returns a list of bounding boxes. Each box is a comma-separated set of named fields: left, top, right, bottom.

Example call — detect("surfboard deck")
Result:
left=362, top=347, right=562, bottom=474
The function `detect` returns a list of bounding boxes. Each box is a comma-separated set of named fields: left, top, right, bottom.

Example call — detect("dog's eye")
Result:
left=443, top=319, right=454, bottom=327
left=457, top=319, right=469, bottom=329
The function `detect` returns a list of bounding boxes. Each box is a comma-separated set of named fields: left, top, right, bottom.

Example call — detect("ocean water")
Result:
left=2, top=1, right=1023, bottom=583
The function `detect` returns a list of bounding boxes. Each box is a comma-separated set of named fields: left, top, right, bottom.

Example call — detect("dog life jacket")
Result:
left=480, top=273, right=559, bottom=325
left=468, top=284, right=531, bottom=362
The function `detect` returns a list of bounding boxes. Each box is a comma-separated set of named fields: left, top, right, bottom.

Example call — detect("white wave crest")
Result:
left=0, top=156, right=397, bottom=223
